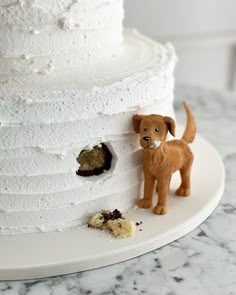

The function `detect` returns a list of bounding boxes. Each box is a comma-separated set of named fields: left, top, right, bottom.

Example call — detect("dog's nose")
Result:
left=143, top=136, right=151, bottom=142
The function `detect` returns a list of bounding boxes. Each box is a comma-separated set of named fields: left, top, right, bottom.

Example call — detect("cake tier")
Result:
left=0, top=31, right=177, bottom=235
left=0, top=0, right=123, bottom=59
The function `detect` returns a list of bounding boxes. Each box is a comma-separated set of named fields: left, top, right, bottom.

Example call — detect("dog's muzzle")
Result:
left=143, top=136, right=151, bottom=142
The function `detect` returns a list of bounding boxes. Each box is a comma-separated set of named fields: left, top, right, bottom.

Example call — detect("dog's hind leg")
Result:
left=175, top=156, right=193, bottom=197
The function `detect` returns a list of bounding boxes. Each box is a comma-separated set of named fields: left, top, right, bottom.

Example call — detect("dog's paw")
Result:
left=138, top=198, right=152, bottom=209
left=153, top=204, right=167, bottom=215
left=175, top=187, right=190, bottom=197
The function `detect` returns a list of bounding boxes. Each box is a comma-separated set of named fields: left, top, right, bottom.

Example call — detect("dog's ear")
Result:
left=133, top=114, right=146, bottom=134
left=164, top=116, right=176, bottom=137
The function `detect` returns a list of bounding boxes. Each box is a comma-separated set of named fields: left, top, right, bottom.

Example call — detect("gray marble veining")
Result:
left=0, top=85, right=235, bottom=295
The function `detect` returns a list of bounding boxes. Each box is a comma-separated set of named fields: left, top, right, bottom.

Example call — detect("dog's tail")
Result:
left=181, top=101, right=196, bottom=144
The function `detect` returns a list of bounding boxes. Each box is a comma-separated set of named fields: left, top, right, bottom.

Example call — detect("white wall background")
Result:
left=124, top=0, right=236, bottom=91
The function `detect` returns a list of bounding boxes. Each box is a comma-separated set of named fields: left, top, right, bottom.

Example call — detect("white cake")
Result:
left=0, top=0, right=177, bottom=235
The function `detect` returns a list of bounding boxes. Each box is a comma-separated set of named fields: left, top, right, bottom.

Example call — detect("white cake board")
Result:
left=0, top=131, right=225, bottom=281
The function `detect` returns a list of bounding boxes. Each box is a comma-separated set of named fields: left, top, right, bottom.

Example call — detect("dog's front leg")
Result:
left=138, top=173, right=155, bottom=209
left=154, top=175, right=171, bottom=215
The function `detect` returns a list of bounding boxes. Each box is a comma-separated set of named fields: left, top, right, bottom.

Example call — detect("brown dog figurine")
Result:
left=133, top=102, right=196, bottom=215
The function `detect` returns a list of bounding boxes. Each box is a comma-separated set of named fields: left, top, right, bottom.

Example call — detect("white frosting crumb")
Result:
left=151, top=140, right=162, bottom=148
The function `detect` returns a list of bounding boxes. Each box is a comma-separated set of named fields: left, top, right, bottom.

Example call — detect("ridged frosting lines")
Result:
left=0, top=0, right=124, bottom=57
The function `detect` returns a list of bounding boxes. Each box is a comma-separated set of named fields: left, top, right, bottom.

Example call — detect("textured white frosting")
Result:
left=0, top=0, right=123, bottom=59
left=0, top=1, right=177, bottom=235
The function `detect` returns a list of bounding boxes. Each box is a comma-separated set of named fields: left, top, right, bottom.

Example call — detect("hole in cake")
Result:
left=76, top=143, right=113, bottom=177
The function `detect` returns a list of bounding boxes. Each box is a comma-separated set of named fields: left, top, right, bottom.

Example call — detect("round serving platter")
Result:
left=0, top=130, right=225, bottom=280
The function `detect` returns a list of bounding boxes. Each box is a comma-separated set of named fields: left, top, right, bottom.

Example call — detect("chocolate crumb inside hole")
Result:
left=76, top=143, right=112, bottom=177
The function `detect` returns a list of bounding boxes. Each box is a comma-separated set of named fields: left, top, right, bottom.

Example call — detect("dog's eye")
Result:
left=155, top=128, right=159, bottom=132
left=144, top=128, right=148, bottom=131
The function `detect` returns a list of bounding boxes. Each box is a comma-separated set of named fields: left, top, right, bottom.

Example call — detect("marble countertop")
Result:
left=0, top=86, right=235, bottom=295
